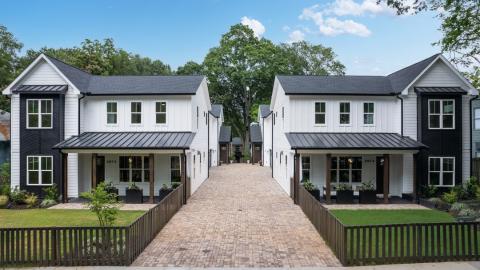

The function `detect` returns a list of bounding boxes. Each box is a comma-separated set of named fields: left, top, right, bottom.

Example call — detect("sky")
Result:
left=0, top=0, right=444, bottom=75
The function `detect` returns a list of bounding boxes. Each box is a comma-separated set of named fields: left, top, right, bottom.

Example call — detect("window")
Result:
left=301, top=156, right=310, bottom=181
left=429, top=99, right=454, bottom=129
left=339, top=102, right=350, bottom=125
left=106, top=102, right=117, bottom=124
left=475, top=109, right=480, bottom=130
left=196, top=106, right=199, bottom=129
left=27, top=156, right=53, bottom=185
left=119, top=156, right=149, bottom=182
left=315, top=102, right=326, bottom=125
left=156, top=101, right=167, bottom=124
left=429, top=157, right=455, bottom=186
left=170, top=156, right=181, bottom=184
left=330, top=157, right=362, bottom=184
left=363, top=102, right=374, bottom=125
left=27, top=99, right=52, bottom=128
left=131, top=102, right=142, bottom=124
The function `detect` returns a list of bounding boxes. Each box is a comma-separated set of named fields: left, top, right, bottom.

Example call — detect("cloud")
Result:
left=288, top=30, right=305, bottom=43
left=241, top=16, right=265, bottom=38
left=300, top=6, right=371, bottom=37
left=325, top=0, right=394, bottom=16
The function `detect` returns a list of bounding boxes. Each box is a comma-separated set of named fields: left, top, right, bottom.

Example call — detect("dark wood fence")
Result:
left=0, top=184, right=183, bottom=267
left=473, top=158, right=480, bottom=181
left=297, top=185, right=480, bottom=266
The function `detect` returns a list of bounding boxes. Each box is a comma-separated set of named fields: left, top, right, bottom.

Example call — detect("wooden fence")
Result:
left=297, top=185, right=480, bottom=266
left=472, top=158, right=480, bottom=181
left=0, top=184, right=183, bottom=267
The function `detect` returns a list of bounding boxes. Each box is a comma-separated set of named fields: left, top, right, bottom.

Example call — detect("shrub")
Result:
left=0, top=162, right=10, bottom=197
left=10, top=187, right=27, bottom=205
left=81, top=182, right=120, bottom=227
left=453, top=185, right=467, bottom=200
left=172, top=182, right=181, bottom=189
left=0, top=195, right=8, bottom=207
left=40, top=199, right=57, bottom=208
left=42, top=184, right=59, bottom=202
left=337, top=183, right=352, bottom=191
left=24, top=193, right=38, bottom=208
left=302, top=179, right=317, bottom=191
left=421, top=185, right=438, bottom=198
left=442, top=189, right=458, bottom=204
left=359, top=181, right=375, bottom=191
left=464, top=177, right=479, bottom=199
left=451, top=202, right=466, bottom=212
left=458, top=208, right=477, bottom=217
left=127, top=182, right=141, bottom=191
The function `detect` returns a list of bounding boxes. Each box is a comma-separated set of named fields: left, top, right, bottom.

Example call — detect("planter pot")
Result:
left=246, top=160, right=250, bottom=164
left=158, top=189, right=173, bottom=202
left=308, top=189, right=321, bottom=201
left=336, top=190, right=354, bottom=204
left=125, top=189, right=143, bottom=203
left=359, top=190, right=377, bottom=204
left=229, top=160, right=233, bottom=164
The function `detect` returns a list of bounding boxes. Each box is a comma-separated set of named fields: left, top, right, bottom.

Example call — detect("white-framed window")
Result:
left=27, top=99, right=52, bottom=128
left=428, top=99, right=454, bottom=129
left=170, top=156, right=181, bottom=183
left=130, top=102, right=142, bottom=124
left=301, top=156, right=310, bottom=181
left=155, top=101, right=167, bottom=125
left=27, top=156, right=53, bottom=185
left=106, top=102, right=117, bottom=125
left=314, top=102, right=326, bottom=125
left=363, top=102, right=374, bottom=125
left=475, top=108, right=480, bottom=130
left=339, top=102, right=350, bottom=125
left=429, top=157, right=455, bottom=187
left=119, top=156, right=149, bottom=182
left=330, top=156, right=362, bottom=184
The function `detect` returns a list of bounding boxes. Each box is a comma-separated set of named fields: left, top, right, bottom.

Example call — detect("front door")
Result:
left=96, top=156, right=105, bottom=185
left=376, top=157, right=384, bottom=194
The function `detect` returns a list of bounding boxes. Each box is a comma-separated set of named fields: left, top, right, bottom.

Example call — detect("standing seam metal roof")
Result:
left=12, top=85, right=68, bottom=94
left=414, top=87, right=467, bottom=94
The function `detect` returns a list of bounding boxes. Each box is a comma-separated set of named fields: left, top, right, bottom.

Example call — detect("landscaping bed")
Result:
left=331, top=209, right=455, bottom=225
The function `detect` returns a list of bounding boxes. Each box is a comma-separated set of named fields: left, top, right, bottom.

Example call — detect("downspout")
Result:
left=78, top=93, right=86, bottom=135
left=262, top=117, right=264, bottom=165
left=470, top=94, right=479, bottom=176
left=396, top=95, right=404, bottom=136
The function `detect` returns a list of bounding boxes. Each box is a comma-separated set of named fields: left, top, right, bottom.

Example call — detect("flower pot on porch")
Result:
left=359, top=190, right=377, bottom=204
left=336, top=190, right=354, bottom=204
left=308, top=189, right=321, bottom=201
left=125, top=188, right=143, bottom=203
left=158, top=188, right=173, bottom=202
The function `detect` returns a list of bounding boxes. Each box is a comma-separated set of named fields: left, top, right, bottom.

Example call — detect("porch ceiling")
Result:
left=53, top=132, right=195, bottom=151
left=286, top=132, right=427, bottom=150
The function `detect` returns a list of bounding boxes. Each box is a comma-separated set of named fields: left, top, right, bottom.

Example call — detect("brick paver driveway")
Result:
left=133, top=164, right=340, bottom=267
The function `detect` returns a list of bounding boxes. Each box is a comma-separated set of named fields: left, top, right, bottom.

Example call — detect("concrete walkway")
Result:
left=133, top=164, right=340, bottom=267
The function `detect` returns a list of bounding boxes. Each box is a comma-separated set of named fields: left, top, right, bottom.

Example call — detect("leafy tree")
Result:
left=0, top=25, right=23, bottom=111
left=81, top=182, right=119, bottom=227
left=176, top=61, right=204, bottom=75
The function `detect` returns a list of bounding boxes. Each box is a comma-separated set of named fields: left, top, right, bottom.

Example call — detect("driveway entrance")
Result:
left=133, top=164, right=340, bottom=267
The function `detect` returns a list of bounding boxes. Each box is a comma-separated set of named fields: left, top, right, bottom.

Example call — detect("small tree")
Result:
left=80, top=182, right=120, bottom=227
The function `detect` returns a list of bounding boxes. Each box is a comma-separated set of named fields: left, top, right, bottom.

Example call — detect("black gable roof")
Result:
left=249, top=124, right=262, bottom=143
left=210, top=104, right=223, bottom=118
left=219, top=126, right=231, bottom=143
left=387, top=53, right=440, bottom=93
left=259, top=105, right=271, bottom=118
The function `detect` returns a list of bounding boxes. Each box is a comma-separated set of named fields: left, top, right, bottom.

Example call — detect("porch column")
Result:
left=383, top=154, right=390, bottom=203
left=62, top=153, right=68, bottom=203
left=181, top=153, right=187, bottom=204
left=91, top=154, right=97, bottom=189
left=412, top=153, right=418, bottom=202
left=326, top=154, right=332, bottom=204
left=149, top=154, right=155, bottom=203
left=293, top=153, right=300, bottom=204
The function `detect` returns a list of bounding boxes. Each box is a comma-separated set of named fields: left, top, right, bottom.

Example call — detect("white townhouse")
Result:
left=3, top=54, right=215, bottom=203
left=208, top=104, right=224, bottom=167
left=258, top=105, right=272, bottom=167
left=269, top=54, right=478, bottom=203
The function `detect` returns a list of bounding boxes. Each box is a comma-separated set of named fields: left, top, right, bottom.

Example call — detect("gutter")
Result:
left=470, top=94, right=479, bottom=176
left=396, top=95, right=404, bottom=136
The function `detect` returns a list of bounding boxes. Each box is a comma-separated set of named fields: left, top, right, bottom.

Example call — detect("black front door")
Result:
left=96, top=156, right=105, bottom=185
left=376, top=157, right=384, bottom=194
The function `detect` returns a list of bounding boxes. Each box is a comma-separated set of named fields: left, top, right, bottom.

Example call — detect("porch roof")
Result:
left=286, top=132, right=427, bottom=150
left=13, top=84, right=68, bottom=94
left=53, top=132, right=195, bottom=150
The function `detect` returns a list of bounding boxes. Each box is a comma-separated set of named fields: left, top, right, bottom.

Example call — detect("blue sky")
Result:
left=1, top=0, right=443, bottom=75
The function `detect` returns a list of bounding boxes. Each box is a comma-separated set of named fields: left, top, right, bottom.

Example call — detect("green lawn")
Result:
left=331, top=209, right=455, bottom=225
left=0, top=209, right=145, bottom=228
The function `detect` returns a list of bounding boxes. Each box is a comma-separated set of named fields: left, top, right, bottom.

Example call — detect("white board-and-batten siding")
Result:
left=10, top=94, right=20, bottom=188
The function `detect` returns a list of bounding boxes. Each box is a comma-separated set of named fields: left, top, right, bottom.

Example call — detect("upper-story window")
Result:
left=106, top=102, right=117, bottom=125
left=363, top=102, right=374, bottom=125
left=339, top=102, right=350, bottom=125
left=156, top=101, right=167, bottom=124
left=428, top=99, right=454, bottom=129
left=475, top=108, right=480, bottom=130
left=315, top=102, right=326, bottom=125
left=27, top=99, right=52, bottom=128
left=131, top=102, right=142, bottom=124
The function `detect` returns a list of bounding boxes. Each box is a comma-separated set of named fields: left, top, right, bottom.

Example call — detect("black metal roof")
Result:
left=259, top=104, right=271, bottom=118
left=54, top=132, right=195, bottom=150
left=286, top=133, right=427, bottom=150
left=218, top=126, right=231, bottom=143
left=210, top=104, right=223, bottom=118
left=232, top=137, right=242, bottom=146
left=277, top=54, right=442, bottom=95
left=13, top=85, right=68, bottom=94
left=45, top=55, right=204, bottom=95
left=249, top=124, right=262, bottom=143
left=415, top=87, right=467, bottom=94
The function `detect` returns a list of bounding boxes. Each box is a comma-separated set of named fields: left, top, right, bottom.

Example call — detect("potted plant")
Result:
left=336, top=184, right=354, bottom=204
left=104, top=181, right=119, bottom=199
left=229, top=155, right=235, bottom=164
left=172, top=182, right=181, bottom=189
left=359, top=181, right=376, bottom=204
left=302, top=179, right=320, bottom=201
left=125, top=182, right=143, bottom=203
left=158, top=184, right=172, bottom=201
